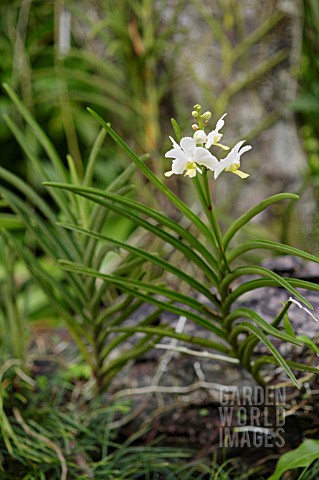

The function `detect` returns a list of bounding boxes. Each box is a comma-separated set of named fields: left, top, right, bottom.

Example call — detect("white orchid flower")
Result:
left=213, top=140, right=251, bottom=180
left=165, top=136, right=218, bottom=178
left=205, top=113, right=229, bottom=150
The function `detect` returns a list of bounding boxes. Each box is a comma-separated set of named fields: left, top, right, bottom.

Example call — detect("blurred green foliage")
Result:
left=0, top=0, right=186, bottom=180
left=292, top=0, right=319, bottom=121
left=293, top=0, right=319, bottom=248
left=0, top=363, right=207, bottom=479
left=1, top=0, right=297, bottom=178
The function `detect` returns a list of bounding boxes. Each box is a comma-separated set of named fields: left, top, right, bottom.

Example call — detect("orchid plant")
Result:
left=46, top=104, right=319, bottom=389
left=1, top=84, right=163, bottom=393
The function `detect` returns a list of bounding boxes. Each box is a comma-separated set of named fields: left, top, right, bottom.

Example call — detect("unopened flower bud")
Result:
left=193, top=104, right=201, bottom=110
left=192, top=111, right=199, bottom=118
left=201, top=111, right=212, bottom=121
left=193, top=129, right=207, bottom=144
left=192, top=124, right=199, bottom=131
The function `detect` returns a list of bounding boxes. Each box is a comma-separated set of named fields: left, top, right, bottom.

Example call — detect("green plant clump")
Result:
left=0, top=83, right=164, bottom=392
left=0, top=363, right=225, bottom=479
left=46, top=104, right=319, bottom=389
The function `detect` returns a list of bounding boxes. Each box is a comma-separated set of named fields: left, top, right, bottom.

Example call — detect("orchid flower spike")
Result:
left=213, top=140, right=252, bottom=180
left=165, top=136, right=218, bottom=178
left=205, top=113, right=229, bottom=150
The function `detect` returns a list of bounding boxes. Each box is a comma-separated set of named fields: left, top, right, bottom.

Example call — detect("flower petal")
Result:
left=218, top=153, right=235, bottom=170
left=180, top=137, right=196, bottom=158
left=165, top=147, right=185, bottom=159
left=171, top=157, right=187, bottom=174
left=169, top=136, right=180, bottom=149
left=215, top=113, right=227, bottom=132
left=213, top=162, right=226, bottom=179
left=232, top=140, right=246, bottom=155
left=165, top=136, right=187, bottom=159
left=215, top=142, right=230, bottom=151
left=184, top=168, right=197, bottom=177
left=205, top=113, right=227, bottom=149
left=195, top=148, right=219, bottom=171
left=232, top=169, right=249, bottom=179
left=239, top=145, right=252, bottom=155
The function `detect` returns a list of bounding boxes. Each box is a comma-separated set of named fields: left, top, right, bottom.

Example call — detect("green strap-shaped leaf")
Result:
left=221, top=266, right=313, bottom=310
left=59, top=261, right=228, bottom=341
left=84, top=163, right=137, bottom=265
left=83, top=129, right=107, bottom=187
left=1, top=189, right=80, bottom=261
left=106, top=163, right=137, bottom=194
left=95, top=295, right=141, bottom=330
left=229, top=322, right=300, bottom=388
left=284, top=312, right=297, bottom=339
left=227, top=239, right=319, bottom=264
left=288, top=278, right=319, bottom=291
left=1, top=192, right=89, bottom=301
left=0, top=214, right=23, bottom=230
left=224, top=277, right=319, bottom=311
left=297, top=335, right=319, bottom=354
left=1, top=190, right=87, bottom=299
left=253, top=355, right=319, bottom=378
left=44, top=183, right=219, bottom=272
left=2, top=115, right=78, bottom=225
left=222, top=193, right=299, bottom=249
left=1, top=230, right=90, bottom=324
left=88, top=193, right=219, bottom=284
left=91, top=257, right=143, bottom=316
left=44, top=183, right=219, bottom=284
left=59, top=260, right=214, bottom=319
left=102, top=329, right=163, bottom=386
left=171, top=118, right=183, bottom=142
left=227, top=308, right=302, bottom=346
left=99, top=307, right=162, bottom=361
left=239, top=302, right=293, bottom=369
left=241, top=336, right=259, bottom=370
left=104, top=326, right=234, bottom=359
left=3, top=83, right=68, bottom=181
left=0, top=169, right=82, bottom=259
left=1, top=231, right=93, bottom=365
left=0, top=167, right=56, bottom=223
left=100, top=334, right=163, bottom=385
left=59, top=222, right=220, bottom=307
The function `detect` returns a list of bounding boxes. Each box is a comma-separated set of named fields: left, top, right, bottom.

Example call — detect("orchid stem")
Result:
left=192, top=175, right=219, bottom=255
left=202, top=168, right=229, bottom=273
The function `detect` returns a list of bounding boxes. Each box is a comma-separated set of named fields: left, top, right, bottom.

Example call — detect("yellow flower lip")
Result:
left=186, top=161, right=196, bottom=169
left=225, top=163, right=240, bottom=173
left=225, top=162, right=249, bottom=178
left=184, top=161, right=198, bottom=178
